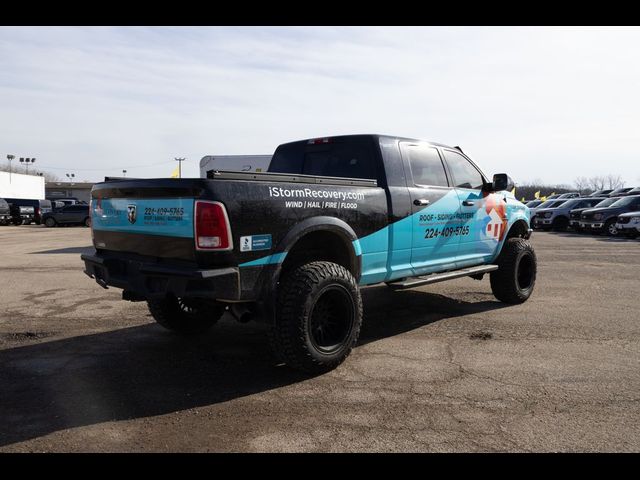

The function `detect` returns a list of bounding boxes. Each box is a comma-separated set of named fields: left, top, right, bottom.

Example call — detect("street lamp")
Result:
left=6, top=154, right=14, bottom=182
left=122, top=169, right=127, bottom=177
left=66, top=173, right=75, bottom=185
left=19, top=157, right=36, bottom=174
left=175, top=157, right=185, bottom=179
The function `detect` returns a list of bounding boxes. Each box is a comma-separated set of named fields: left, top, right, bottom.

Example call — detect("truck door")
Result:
left=441, top=149, right=503, bottom=267
left=399, top=143, right=461, bottom=275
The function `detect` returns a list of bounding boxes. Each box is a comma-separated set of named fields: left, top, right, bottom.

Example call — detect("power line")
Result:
left=35, top=159, right=176, bottom=171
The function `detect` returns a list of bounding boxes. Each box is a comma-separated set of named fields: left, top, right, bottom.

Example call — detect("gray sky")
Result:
left=1, top=26, right=639, bottom=185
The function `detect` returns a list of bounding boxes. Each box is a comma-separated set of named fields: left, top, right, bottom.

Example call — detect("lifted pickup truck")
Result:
left=82, top=134, right=536, bottom=372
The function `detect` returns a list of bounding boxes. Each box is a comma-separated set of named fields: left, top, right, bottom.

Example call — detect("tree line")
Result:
left=0, top=162, right=61, bottom=182
left=515, top=175, right=626, bottom=201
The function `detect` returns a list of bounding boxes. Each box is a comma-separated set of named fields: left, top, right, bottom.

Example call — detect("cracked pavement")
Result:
left=0, top=225, right=639, bottom=452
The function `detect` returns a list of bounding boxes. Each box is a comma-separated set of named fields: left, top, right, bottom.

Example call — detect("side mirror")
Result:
left=488, top=173, right=514, bottom=192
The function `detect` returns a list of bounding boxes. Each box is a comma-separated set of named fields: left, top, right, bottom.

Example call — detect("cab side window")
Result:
left=401, top=144, right=449, bottom=187
left=443, top=150, right=484, bottom=190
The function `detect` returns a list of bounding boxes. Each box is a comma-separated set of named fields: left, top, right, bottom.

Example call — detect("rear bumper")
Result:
left=81, top=253, right=240, bottom=301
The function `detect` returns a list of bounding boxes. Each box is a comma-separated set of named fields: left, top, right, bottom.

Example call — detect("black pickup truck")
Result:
left=82, top=134, right=535, bottom=372
left=0, top=198, right=11, bottom=225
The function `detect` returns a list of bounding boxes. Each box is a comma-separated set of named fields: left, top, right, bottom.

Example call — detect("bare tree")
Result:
left=574, top=176, right=591, bottom=195
left=588, top=175, right=606, bottom=191
left=605, top=174, right=624, bottom=189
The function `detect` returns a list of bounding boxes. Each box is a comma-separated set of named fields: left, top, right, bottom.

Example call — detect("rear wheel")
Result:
left=44, top=217, right=56, bottom=227
left=270, top=261, right=363, bottom=373
left=84, top=216, right=91, bottom=227
left=147, top=294, right=225, bottom=334
left=490, top=238, right=537, bottom=304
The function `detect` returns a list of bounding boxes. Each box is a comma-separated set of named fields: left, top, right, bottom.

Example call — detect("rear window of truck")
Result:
left=269, top=138, right=377, bottom=180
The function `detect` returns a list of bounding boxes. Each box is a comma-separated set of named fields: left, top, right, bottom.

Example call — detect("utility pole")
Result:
left=175, top=157, right=185, bottom=179
left=6, top=154, right=14, bottom=182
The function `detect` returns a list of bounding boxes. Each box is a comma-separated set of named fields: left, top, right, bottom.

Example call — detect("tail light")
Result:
left=194, top=200, right=233, bottom=251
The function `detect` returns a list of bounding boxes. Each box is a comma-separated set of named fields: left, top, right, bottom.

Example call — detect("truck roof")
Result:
left=277, top=134, right=458, bottom=150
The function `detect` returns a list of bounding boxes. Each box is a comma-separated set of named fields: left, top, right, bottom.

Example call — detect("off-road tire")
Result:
left=147, top=294, right=225, bottom=334
left=270, top=261, right=363, bottom=373
left=490, top=238, right=537, bottom=304
left=44, top=217, right=56, bottom=227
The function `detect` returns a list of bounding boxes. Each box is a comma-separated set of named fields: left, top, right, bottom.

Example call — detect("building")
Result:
left=0, top=171, right=45, bottom=200
left=45, top=181, right=95, bottom=203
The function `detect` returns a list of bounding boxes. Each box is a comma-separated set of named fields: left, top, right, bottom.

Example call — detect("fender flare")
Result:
left=262, top=216, right=361, bottom=300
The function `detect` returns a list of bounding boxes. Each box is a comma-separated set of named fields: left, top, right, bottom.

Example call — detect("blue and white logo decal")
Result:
left=240, top=234, right=272, bottom=252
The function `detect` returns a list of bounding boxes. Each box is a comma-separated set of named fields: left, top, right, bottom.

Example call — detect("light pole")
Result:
left=6, top=154, right=14, bottom=182
left=122, top=169, right=127, bottom=177
left=66, top=173, right=75, bottom=185
left=20, top=157, right=35, bottom=174
left=175, top=157, right=185, bottom=179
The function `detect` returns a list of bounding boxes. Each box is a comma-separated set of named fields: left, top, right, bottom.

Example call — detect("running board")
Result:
left=387, top=265, right=499, bottom=290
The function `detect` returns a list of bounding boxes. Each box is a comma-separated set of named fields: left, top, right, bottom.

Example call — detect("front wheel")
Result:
left=605, top=219, right=619, bottom=236
left=147, top=294, right=225, bottom=334
left=270, top=261, right=363, bottom=373
left=490, top=238, right=537, bottom=304
left=44, top=217, right=56, bottom=228
left=552, top=216, right=569, bottom=231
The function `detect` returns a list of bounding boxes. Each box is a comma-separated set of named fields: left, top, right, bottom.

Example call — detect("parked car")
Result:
left=534, top=197, right=606, bottom=231
left=525, top=200, right=543, bottom=209
left=615, top=212, right=640, bottom=238
left=608, top=187, right=635, bottom=197
left=580, top=195, right=640, bottom=236
left=557, top=192, right=580, bottom=199
left=530, top=199, right=567, bottom=226
left=82, top=133, right=537, bottom=373
left=41, top=204, right=91, bottom=227
left=590, top=189, right=614, bottom=197
left=46, top=197, right=85, bottom=208
left=545, top=194, right=562, bottom=200
left=0, top=198, right=11, bottom=225
left=618, top=187, right=640, bottom=197
left=569, top=197, right=618, bottom=231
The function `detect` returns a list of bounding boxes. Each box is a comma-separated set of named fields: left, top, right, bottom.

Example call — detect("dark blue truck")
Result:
left=82, top=134, right=536, bottom=372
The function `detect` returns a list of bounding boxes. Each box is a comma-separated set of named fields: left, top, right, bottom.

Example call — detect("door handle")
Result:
left=462, top=200, right=475, bottom=207
left=414, top=199, right=430, bottom=206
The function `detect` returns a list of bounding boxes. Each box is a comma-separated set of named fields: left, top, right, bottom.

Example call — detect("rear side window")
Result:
left=442, top=150, right=485, bottom=190
left=401, top=144, right=449, bottom=187
left=269, top=139, right=377, bottom=180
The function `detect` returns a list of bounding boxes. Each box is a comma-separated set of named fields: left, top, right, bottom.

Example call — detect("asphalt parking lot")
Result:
left=0, top=225, right=638, bottom=452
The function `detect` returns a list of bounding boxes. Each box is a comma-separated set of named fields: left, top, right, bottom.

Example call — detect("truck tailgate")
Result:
left=91, top=179, right=208, bottom=260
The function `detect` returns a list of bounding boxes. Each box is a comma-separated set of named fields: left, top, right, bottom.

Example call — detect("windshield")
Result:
left=610, top=196, right=639, bottom=207
left=595, top=198, right=620, bottom=208
left=559, top=199, right=581, bottom=208
left=526, top=200, right=542, bottom=207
